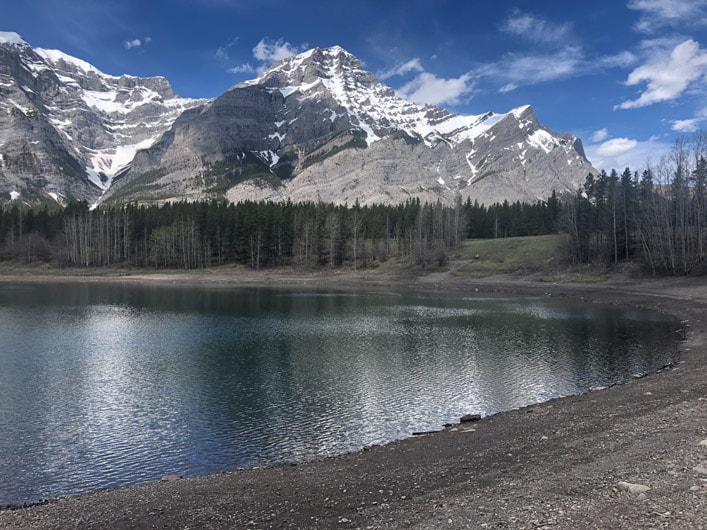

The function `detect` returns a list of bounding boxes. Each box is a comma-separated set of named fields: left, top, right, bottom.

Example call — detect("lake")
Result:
left=0, top=281, right=680, bottom=506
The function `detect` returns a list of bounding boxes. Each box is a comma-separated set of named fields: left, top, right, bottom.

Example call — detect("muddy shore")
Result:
left=0, top=268, right=705, bottom=529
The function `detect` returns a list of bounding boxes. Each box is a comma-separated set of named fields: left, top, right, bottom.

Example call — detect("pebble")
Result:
left=699, top=439, right=707, bottom=447
left=693, top=466, right=707, bottom=475
left=617, top=481, right=651, bottom=494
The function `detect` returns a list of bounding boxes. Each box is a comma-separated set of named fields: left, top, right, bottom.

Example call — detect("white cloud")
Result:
left=586, top=135, right=671, bottom=172
left=671, top=118, right=702, bottom=132
left=616, top=39, right=707, bottom=109
left=595, top=137, right=639, bottom=157
left=252, top=38, right=305, bottom=63
left=628, top=0, right=707, bottom=33
left=124, top=38, right=142, bottom=49
left=229, top=63, right=255, bottom=74
left=377, top=58, right=424, bottom=80
left=499, top=82, right=518, bottom=93
left=396, top=72, right=474, bottom=106
left=670, top=107, right=707, bottom=131
left=124, top=37, right=151, bottom=50
left=501, top=11, right=572, bottom=44
left=591, top=128, right=610, bottom=142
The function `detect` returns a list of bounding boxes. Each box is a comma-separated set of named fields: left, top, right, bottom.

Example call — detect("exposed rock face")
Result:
left=106, top=46, right=596, bottom=206
left=0, top=32, right=205, bottom=205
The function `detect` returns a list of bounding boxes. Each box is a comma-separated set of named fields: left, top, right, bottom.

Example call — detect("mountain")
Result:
left=0, top=31, right=205, bottom=205
left=0, top=35, right=596, bottom=208
left=106, top=46, right=596, bottom=207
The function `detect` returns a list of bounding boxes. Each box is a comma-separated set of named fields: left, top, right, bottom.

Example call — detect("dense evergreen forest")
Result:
left=1, top=134, right=705, bottom=276
left=0, top=197, right=556, bottom=271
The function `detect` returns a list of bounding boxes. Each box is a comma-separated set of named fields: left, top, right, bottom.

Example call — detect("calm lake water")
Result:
left=0, top=282, right=680, bottom=506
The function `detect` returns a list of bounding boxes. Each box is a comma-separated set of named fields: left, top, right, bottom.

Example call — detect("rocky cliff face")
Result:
left=0, top=32, right=204, bottom=205
left=106, top=46, right=596, bottom=206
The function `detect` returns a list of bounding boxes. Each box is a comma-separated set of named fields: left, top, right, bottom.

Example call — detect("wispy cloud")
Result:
left=670, top=107, right=707, bottom=132
left=501, top=10, right=572, bottom=45
left=597, top=50, right=638, bottom=68
left=124, top=37, right=151, bottom=50
left=671, top=118, right=702, bottom=132
left=628, top=0, right=707, bottom=33
left=228, top=63, right=255, bottom=74
left=216, top=37, right=239, bottom=61
left=591, top=128, right=610, bottom=142
left=396, top=72, right=475, bottom=107
left=616, top=39, right=707, bottom=109
left=478, top=46, right=584, bottom=92
left=252, top=37, right=306, bottom=64
left=377, top=58, right=424, bottom=80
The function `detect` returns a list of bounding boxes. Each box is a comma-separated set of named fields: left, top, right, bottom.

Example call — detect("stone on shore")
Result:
left=617, top=481, right=651, bottom=494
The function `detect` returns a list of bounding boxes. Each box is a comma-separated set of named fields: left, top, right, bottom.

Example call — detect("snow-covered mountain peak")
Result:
left=0, top=33, right=208, bottom=201
left=0, top=31, right=29, bottom=47
left=245, top=45, right=365, bottom=86
left=35, top=48, right=109, bottom=78
left=240, top=45, right=504, bottom=147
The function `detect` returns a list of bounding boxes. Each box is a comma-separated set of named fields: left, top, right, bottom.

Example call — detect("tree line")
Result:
left=561, top=132, right=706, bottom=275
left=0, top=196, right=559, bottom=271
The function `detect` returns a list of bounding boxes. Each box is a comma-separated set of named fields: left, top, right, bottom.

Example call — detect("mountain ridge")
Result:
left=0, top=31, right=206, bottom=205
left=0, top=35, right=596, bottom=207
left=107, top=44, right=596, bottom=206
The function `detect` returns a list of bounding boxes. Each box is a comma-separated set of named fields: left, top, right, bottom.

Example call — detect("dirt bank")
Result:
left=0, top=269, right=705, bottom=529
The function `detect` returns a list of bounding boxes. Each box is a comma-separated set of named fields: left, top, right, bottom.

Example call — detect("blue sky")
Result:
left=4, top=0, right=707, bottom=172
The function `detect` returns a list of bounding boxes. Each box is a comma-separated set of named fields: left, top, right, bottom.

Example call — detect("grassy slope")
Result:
left=453, top=234, right=565, bottom=277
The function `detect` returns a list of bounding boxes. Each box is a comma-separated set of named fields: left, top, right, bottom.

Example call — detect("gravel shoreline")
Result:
left=0, top=270, right=705, bottom=529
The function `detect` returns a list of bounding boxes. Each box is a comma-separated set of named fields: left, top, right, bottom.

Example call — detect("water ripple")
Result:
left=0, top=284, right=680, bottom=506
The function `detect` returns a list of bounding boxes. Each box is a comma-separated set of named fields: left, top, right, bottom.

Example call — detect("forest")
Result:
left=1, top=134, right=705, bottom=276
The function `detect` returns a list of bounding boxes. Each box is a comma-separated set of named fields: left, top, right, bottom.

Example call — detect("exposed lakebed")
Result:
left=0, top=282, right=681, bottom=505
